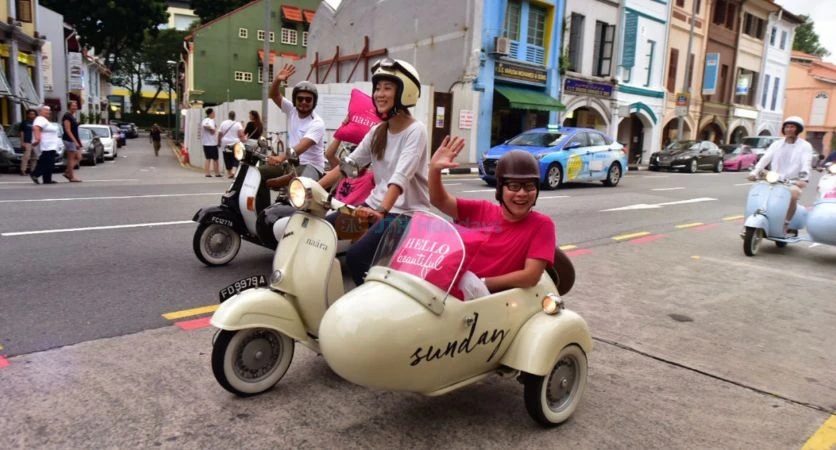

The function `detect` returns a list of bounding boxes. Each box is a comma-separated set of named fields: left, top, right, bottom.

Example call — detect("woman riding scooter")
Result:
left=319, top=58, right=430, bottom=286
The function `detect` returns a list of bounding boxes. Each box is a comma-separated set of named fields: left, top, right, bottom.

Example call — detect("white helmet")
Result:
left=371, top=58, right=421, bottom=119
left=782, top=116, right=805, bottom=134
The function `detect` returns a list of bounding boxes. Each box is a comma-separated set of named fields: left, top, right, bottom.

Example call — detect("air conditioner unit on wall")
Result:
left=494, top=36, right=511, bottom=56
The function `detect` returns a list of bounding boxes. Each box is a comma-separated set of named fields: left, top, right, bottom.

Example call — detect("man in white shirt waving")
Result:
left=260, top=63, right=326, bottom=186
left=748, top=116, right=814, bottom=233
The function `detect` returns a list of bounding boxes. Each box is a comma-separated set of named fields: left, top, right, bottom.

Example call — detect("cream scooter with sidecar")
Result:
left=210, top=175, right=590, bottom=427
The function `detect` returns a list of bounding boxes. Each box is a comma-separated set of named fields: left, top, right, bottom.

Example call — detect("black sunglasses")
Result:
left=504, top=181, right=538, bottom=192
left=296, top=96, right=314, bottom=104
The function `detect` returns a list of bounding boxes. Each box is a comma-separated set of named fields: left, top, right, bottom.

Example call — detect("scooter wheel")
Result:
left=743, top=226, right=762, bottom=257
left=193, top=223, right=241, bottom=266
left=212, top=329, right=294, bottom=397
left=523, top=344, right=588, bottom=427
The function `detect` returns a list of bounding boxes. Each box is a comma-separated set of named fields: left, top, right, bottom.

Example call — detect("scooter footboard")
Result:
left=500, top=309, right=592, bottom=376
left=210, top=288, right=307, bottom=341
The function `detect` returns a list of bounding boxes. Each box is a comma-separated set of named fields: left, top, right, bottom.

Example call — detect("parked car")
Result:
left=649, top=140, right=724, bottom=173
left=1, top=124, right=67, bottom=173
left=722, top=144, right=758, bottom=171
left=81, top=124, right=118, bottom=159
left=78, top=127, right=105, bottom=165
left=113, top=121, right=138, bottom=138
left=480, top=126, right=628, bottom=189
left=110, top=125, right=126, bottom=148
left=740, top=136, right=781, bottom=161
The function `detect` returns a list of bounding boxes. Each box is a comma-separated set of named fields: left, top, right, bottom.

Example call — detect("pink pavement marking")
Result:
left=0, top=356, right=9, bottom=368
left=565, top=248, right=592, bottom=257
left=628, top=234, right=667, bottom=244
left=175, top=317, right=211, bottom=331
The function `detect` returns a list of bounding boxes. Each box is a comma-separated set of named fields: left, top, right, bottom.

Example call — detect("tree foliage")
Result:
left=792, top=15, right=831, bottom=58
left=41, top=0, right=169, bottom=70
left=110, top=29, right=187, bottom=114
left=190, top=0, right=251, bottom=24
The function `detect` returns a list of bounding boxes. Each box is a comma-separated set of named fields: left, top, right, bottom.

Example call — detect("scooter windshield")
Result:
left=371, top=211, right=466, bottom=297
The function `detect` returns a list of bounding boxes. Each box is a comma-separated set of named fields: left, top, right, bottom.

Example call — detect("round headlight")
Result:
left=765, top=171, right=780, bottom=183
left=288, top=178, right=310, bottom=209
left=233, top=143, right=245, bottom=161
left=542, top=293, right=564, bottom=315
left=828, top=164, right=836, bottom=175
left=270, top=269, right=284, bottom=285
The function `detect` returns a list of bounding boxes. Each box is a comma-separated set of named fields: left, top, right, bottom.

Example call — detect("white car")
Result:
left=80, top=124, right=118, bottom=160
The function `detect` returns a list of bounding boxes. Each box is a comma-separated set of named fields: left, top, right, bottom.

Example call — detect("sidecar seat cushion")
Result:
left=334, top=89, right=381, bottom=145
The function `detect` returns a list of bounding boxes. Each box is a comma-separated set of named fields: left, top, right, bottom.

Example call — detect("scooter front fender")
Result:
left=209, top=287, right=307, bottom=341
left=743, top=214, right=768, bottom=233
left=500, top=309, right=592, bottom=377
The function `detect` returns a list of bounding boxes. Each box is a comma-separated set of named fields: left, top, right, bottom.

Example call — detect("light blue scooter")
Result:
left=742, top=166, right=836, bottom=256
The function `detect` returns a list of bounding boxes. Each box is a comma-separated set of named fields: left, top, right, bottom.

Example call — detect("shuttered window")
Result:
left=667, top=48, right=679, bottom=93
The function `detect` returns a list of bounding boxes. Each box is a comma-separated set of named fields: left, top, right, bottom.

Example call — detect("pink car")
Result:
left=722, top=145, right=758, bottom=171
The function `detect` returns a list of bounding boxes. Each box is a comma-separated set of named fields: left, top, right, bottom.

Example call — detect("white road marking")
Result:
left=601, top=197, right=717, bottom=212
left=651, top=187, right=685, bottom=191
left=443, top=183, right=462, bottom=186
left=0, top=178, right=140, bottom=185
left=0, top=192, right=219, bottom=204
left=462, top=189, right=496, bottom=193
left=2, top=220, right=194, bottom=237
left=734, top=182, right=755, bottom=187
left=809, top=243, right=821, bottom=248
left=642, top=175, right=669, bottom=178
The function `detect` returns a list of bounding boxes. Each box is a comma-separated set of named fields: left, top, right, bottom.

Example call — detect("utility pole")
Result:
left=261, top=0, right=271, bottom=126
left=677, top=0, right=698, bottom=141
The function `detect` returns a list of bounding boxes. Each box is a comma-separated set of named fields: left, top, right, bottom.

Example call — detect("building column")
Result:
left=9, top=38, right=20, bottom=123
left=34, top=46, right=43, bottom=103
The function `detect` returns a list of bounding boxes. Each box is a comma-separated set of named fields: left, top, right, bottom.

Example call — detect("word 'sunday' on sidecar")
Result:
left=209, top=180, right=591, bottom=427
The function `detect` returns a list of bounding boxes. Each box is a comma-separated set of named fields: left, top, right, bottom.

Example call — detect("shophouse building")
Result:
left=660, top=0, right=710, bottom=149
left=754, top=7, right=801, bottom=137
left=700, top=0, right=744, bottom=143
left=785, top=51, right=836, bottom=157
left=0, top=0, right=44, bottom=125
left=612, top=0, right=670, bottom=165
left=35, top=5, right=68, bottom=116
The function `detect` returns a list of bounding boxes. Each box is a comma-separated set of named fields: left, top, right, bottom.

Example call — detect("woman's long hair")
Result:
left=370, top=110, right=411, bottom=160
left=249, top=110, right=263, bottom=137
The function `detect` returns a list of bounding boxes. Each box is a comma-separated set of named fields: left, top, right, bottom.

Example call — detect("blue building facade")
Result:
left=476, top=0, right=566, bottom=160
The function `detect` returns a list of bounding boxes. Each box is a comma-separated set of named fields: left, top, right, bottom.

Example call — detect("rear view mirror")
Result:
left=340, top=157, right=360, bottom=179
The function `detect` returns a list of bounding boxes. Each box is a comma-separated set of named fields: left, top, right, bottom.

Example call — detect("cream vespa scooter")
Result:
left=210, top=169, right=590, bottom=427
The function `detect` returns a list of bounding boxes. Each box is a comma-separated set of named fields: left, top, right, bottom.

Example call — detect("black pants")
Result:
left=327, top=210, right=398, bottom=286
left=31, top=150, right=56, bottom=183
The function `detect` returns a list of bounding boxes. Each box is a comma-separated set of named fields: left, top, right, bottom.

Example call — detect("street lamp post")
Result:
left=166, top=60, right=177, bottom=138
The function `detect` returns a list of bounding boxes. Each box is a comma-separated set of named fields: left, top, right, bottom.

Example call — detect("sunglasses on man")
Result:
left=296, top=96, right=314, bottom=104
left=503, top=181, right=538, bottom=192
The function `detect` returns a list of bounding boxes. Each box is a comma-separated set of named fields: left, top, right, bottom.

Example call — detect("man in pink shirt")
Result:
left=429, top=140, right=556, bottom=293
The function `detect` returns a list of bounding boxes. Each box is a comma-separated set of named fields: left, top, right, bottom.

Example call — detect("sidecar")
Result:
left=318, top=212, right=591, bottom=427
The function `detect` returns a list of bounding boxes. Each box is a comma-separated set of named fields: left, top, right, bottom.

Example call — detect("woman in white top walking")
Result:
left=319, top=58, right=432, bottom=285
left=30, top=105, right=61, bottom=184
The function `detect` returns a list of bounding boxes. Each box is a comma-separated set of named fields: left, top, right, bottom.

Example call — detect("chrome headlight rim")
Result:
left=288, top=178, right=311, bottom=209
left=542, top=293, right=564, bottom=315
left=232, top=143, right=246, bottom=161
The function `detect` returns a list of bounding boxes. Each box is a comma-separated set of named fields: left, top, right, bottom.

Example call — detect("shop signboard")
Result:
left=702, top=53, right=720, bottom=96
left=494, top=60, right=547, bottom=86
left=563, top=78, right=613, bottom=98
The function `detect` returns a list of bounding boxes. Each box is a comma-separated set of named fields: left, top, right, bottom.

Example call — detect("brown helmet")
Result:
left=495, top=150, right=541, bottom=202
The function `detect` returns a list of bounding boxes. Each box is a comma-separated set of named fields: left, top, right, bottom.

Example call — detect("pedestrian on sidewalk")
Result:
left=150, top=124, right=162, bottom=156
left=218, top=111, right=245, bottom=178
left=244, top=110, right=263, bottom=140
left=18, top=109, right=36, bottom=175
left=61, top=100, right=83, bottom=182
left=201, top=108, right=220, bottom=177
left=30, top=105, right=61, bottom=185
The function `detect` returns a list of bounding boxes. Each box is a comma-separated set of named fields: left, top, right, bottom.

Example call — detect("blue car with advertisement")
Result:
left=480, top=126, right=628, bottom=189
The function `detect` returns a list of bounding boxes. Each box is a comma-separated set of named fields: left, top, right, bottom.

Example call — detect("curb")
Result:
left=168, top=138, right=202, bottom=172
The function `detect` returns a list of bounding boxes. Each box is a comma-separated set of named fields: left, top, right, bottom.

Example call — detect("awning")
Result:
left=258, top=49, right=278, bottom=65
left=17, top=65, right=40, bottom=108
left=303, top=10, right=316, bottom=24
left=281, top=5, right=303, bottom=22
left=0, top=68, right=12, bottom=97
left=495, top=85, right=565, bottom=112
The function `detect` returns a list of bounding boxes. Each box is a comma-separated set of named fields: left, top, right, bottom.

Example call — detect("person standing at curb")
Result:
left=201, top=108, right=221, bottom=177
left=62, top=100, right=83, bottom=182
left=30, top=105, right=60, bottom=184
left=218, top=111, right=245, bottom=178
left=18, top=109, right=36, bottom=175
left=150, top=124, right=162, bottom=156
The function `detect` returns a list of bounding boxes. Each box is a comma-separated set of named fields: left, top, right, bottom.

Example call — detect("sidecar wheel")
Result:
left=743, top=226, right=762, bottom=257
left=193, top=223, right=241, bottom=266
left=212, top=329, right=294, bottom=397
left=524, top=344, right=588, bottom=427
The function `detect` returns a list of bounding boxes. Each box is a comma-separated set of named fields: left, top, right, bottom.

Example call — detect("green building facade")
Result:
left=186, top=0, right=321, bottom=106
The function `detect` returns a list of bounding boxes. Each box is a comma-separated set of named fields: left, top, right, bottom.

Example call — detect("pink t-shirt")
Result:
left=455, top=198, right=556, bottom=277
left=334, top=170, right=375, bottom=206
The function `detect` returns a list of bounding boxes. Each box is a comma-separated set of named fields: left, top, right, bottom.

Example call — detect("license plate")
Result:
left=219, top=275, right=267, bottom=302
left=659, top=161, right=671, bottom=166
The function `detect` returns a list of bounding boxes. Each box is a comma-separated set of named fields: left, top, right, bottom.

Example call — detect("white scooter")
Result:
left=210, top=167, right=589, bottom=426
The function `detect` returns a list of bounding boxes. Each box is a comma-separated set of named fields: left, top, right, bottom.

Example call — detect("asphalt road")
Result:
left=0, top=135, right=833, bottom=448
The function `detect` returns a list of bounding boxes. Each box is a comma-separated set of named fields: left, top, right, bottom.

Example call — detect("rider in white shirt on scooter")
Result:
left=748, top=116, right=814, bottom=234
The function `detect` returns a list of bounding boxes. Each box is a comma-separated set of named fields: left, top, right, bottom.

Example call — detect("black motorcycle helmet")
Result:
left=495, top=150, right=541, bottom=207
